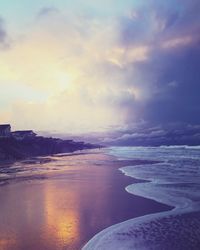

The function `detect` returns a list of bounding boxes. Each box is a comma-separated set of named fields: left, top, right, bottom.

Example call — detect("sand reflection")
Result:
left=0, top=237, right=17, bottom=250
left=43, top=182, right=80, bottom=248
left=0, top=153, right=151, bottom=250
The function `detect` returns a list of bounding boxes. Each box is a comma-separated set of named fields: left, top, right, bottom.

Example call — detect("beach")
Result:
left=0, top=149, right=170, bottom=250
left=83, top=146, right=200, bottom=250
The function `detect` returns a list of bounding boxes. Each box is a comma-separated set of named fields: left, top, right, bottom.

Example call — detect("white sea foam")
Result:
left=83, top=146, right=200, bottom=250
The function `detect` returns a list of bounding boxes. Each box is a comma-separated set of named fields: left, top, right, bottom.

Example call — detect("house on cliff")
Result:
left=0, top=124, right=11, bottom=137
left=12, top=130, right=36, bottom=140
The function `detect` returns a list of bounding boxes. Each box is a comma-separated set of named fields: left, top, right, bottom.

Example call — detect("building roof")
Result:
left=0, top=124, right=11, bottom=129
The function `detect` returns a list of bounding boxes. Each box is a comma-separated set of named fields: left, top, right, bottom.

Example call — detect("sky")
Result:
left=0, top=0, right=200, bottom=144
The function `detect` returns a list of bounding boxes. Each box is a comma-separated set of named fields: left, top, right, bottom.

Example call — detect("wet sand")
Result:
left=0, top=151, right=171, bottom=250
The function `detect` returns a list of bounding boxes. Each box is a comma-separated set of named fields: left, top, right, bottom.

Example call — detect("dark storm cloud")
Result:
left=118, top=0, right=200, bottom=127
left=102, top=0, right=200, bottom=146
left=102, top=123, right=200, bottom=146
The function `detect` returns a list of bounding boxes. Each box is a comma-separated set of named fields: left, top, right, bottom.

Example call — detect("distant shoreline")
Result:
left=0, top=135, right=101, bottom=164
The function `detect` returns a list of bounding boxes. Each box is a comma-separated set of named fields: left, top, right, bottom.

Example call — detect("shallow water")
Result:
left=0, top=150, right=169, bottom=250
left=83, top=146, right=200, bottom=250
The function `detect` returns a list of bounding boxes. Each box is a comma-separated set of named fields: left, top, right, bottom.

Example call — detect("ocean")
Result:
left=1, top=147, right=200, bottom=250
left=83, top=146, right=200, bottom=250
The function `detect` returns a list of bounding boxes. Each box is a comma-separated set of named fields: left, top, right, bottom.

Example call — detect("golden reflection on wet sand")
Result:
left=0, top=237, right=17, bottom=250
left=0, top=153, right=115, bottom=250
left=43, top=182, right=80, bottom=247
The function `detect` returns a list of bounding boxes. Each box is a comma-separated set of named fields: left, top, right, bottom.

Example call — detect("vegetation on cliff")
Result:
left=0, top=136, right=99, bottom=162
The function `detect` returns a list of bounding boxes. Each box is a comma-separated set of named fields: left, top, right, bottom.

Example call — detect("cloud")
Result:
left=0, top=17, right=10, bottom=49
left=37, top=7, right=59, bottom=18
left=0, top=10, right=137, bottom=132
left=161, top=36, right=193, bottom=49
left=115, top=0, right=200, bottom=126
left=0, top=1, right=200, bottom=134
left=102, top=122, right=200, bottom=146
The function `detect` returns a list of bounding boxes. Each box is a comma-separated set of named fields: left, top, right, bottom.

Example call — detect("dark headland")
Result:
left=0, top=124, right=100, bottom=162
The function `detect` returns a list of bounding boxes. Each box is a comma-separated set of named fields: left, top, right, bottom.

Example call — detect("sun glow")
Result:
left=53, top=71, right=74, bottom=91
left=0, top=7, right=144, bottom=133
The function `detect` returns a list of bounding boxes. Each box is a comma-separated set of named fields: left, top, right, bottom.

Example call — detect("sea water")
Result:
left=83, top=146, right=200, bottom=250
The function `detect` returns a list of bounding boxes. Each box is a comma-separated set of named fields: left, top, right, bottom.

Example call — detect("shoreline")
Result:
left=83, top=148, right=200, bottom=250
left=0, top=149, right=173, bottom=250
left=0, top=148, right=100, bottom=168
left=0, top=135, right=100, bottom=164
left=0, top=150, right=104, bottom=186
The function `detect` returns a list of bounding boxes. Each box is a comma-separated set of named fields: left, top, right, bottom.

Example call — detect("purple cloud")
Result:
left=113, top=0, right=200, bottom=127
left=0, top=17, right=10, bottom=49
